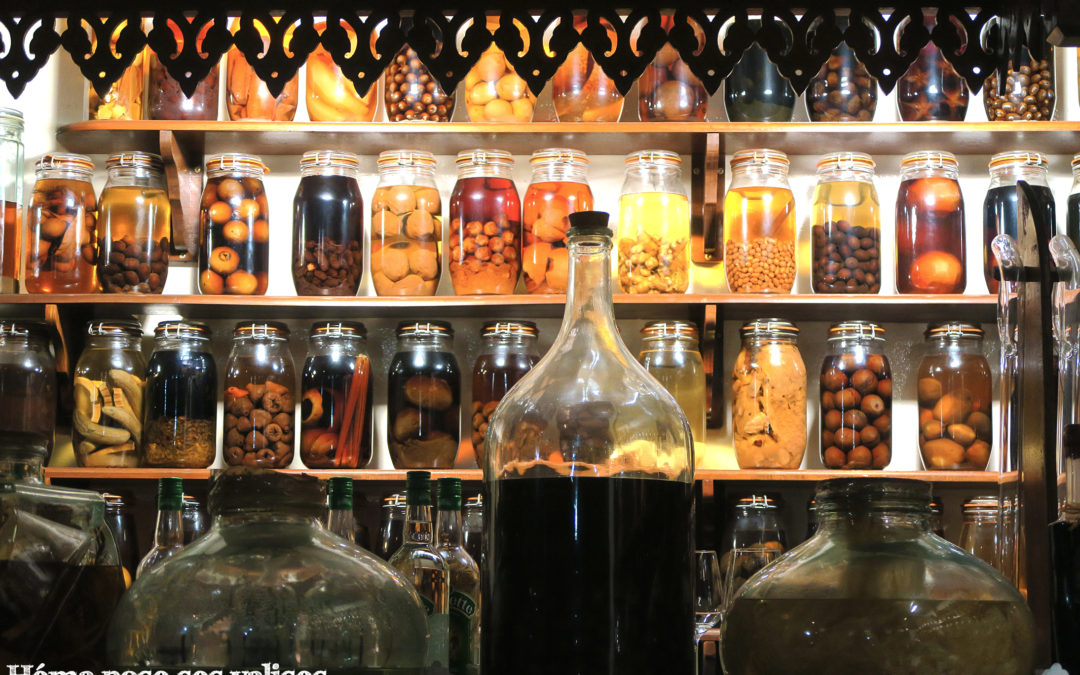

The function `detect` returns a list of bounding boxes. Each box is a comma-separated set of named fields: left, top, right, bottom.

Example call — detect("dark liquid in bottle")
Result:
left=1052, top=520, right=1080, bottom=672
left=725, top=43, right=795, bottom=123
left=484, top=473, right=695, bottom=674
left=387, top=350, right=460, bottom=469
left=983, top=184, right=1056, bottom=293
left=146, top=349, right=216, bottom=421
left=0, top=358, right=55, bottom=452
left=301, top=353, right=373, bottom=468
left=1066, top=193, right=1080, bottom=253
left=293, top=174, right=364, bottom=296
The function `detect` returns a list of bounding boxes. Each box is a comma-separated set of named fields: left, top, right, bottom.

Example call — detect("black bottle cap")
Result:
left=567, top=211, right=612, bottom=238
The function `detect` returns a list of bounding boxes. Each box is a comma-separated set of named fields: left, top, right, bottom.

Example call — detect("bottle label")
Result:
left=449, top=590, right=479, bottom=669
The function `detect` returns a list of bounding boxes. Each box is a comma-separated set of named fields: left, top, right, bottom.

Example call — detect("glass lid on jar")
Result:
left=0, top=319, right=49, bottom=339
left=530, top=148, right=589, bottom=168
left=378, top=149, right=437, bottom=169
left=311, top=320, right=367, bottom=338
left=1072, top=152, right=1080, bottom=175
left=383, top=491, right=407, bottom=509
left=481, top=320, right=538, bottom=338
left=0, top=107, right=24, bottom=130
left=106, top=151, right=164, bottom=171
left=396, top=319, right=453, bottom=338
left=925, top=321, right=983, bottom=340
left=36, top=153, right=94, bottom=175
left=729, top=148, right=789, bottom=171
left=739, top=318, right=798, bottom=339
left=735, top=494, right=781, bottom=511
left=205, top=153, right=269, bottom=175
left=641, top=320, right=699, bottom=339
left=900, top=150, right=958, bottom=170
left=963, top=496, right=1002, bottom=517
left=86, top=319, right=143, bottom=337
left=625, top=149, right=681, bottom=168
left=988, top=150, right=1049, bottom=172
left=816, top=151, right=875, bottom=174
left=232, top=320, right=290, bottom=339
left=300, top=150, right=362, bottom=171
left=154, top=320, right=211, bottom=340
left=455, top=148, right=513, bottom=169
left=828, top=320, right=885, bottom=341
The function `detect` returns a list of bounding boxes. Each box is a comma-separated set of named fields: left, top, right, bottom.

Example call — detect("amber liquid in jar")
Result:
left=820, top=349, right=892, bottom=470
left=199, top=164, right=269, bottom=295
left=918, top=359, right=993, bottom=471
left=449, top=176, right=521, bottom=294
left=223, top=364, right=296, bottom=468
left=98, top=185, right=171, bottom=294
left=25, top=178, right=98, bottom=293
left=724, top=187, right=796, bottom=293
left=896, top=175, right=965, bottom=294
left=552, top=19, right=624, bottom=123
left=386, top=46, right=455, bottom=122
left=371, top=182, right=442, bottom=296
left=388, top=352, right=461, bottom=469
left=301, top=352, right=373, bottom=469
left=811, top=179, right=881, bottom=294
left=293, top=173, right=363, bottom=296
left=523, top=180, right=592, bottom=294
left=637, top=17, right=708, bottom=123
left=1, top=201, right=20, bottom=292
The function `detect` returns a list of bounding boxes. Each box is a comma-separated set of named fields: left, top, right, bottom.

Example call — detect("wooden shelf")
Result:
left=56, top=120, right=1080, bottom=157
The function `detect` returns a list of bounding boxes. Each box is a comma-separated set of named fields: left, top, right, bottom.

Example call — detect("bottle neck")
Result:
left=815, top=509, right=929, bottom=539
left=405, top=503, right=435, bottom=545
left=154, top=508, right=184, bottom=547
left=436, top=506, right=463, bottom=547
left=327, top=507, right=357, bottom=543
left=558, top=235, right=620, bottom=346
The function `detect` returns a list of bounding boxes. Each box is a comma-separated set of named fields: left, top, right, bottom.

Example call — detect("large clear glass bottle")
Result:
left=617, top=150, right=690, bottom=294
left=98, top=151, right=171, bottom=293
left=136, top=476, right=185, bottom=578
left=724, top=149, right=796, bottom=293
left=811, top=152, right=881, bottom=294
left=638, top=320, right=706, bottom=457
left=0, top=108, right=23, bottom=293
left=984, top=151, right=1055, bottom=294
left=372, top=150, right=442, bottom=296
left=523, top=148, right=593, bottom=294
left=436, top=477, right=481, bottom=675
left=484, top=211, right=695, bottom=673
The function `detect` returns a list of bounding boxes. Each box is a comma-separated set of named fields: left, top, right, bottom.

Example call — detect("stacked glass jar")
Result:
left=895, top=151, right=966, bottom=294
left=449, top=150, right=521, bottom=294
left=810, top=152, right=881, bottom=294
left=617, top=150, right=690, bottom=294
left=198, top=153, right=270, bottom=295
left=306, top=21, right=377, bottom=122
left=0, top=320, right=56, bottom=458
left=372, top=150, right=443, bottom=296
left=226, top=19, right=298, bottom=120
left=523, top=149, right=593, bottom=294
left=724, top=149, right=796, bottom=293
left=984, top=45, right=1055, bottom=121
left=464, top=18, right=535, bottom=123
left=292, top=150, right=364, bottom=296
left=807, top=40, right=877, bottom=121
left=97, top=152, right=171, bottom=294
left=147, top=17, right=220, bottom=120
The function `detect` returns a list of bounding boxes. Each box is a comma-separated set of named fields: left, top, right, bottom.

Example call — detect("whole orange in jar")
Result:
left=463, top=19, right=535, bottom=123
left=895, top=151, right=966, bottom=294
left=306, top=21, right=378, bottom=122
left=226, top=19, right=299, bottom=120
left=371, top=150, right=442, bottom=296
left=552, top=17, right=624, bottom=122
left=448, top=150, right=521, bottom=294
left=198, top=154, right=270, bottom=295
left=25, top=153, right=98, bottom=293
left=523, top=148, right=593, bottom=293
left=637, top=15, right=707, bottom=122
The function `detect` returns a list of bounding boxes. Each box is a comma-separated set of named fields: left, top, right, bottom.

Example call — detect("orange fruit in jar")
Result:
left=512, top=98, right=534, bottom=122
left=208, top=201, right=232, bottom=224
left=474, top=50, right=507, bottom=82
left=386, top=185, right=418, bottom=216
left=225, top=269, right=258, bottom=294
left=467, top=84, right=497, bottom=106
left=223, top=219, right=249, bottom=243
left=253, top=219, right=270, bottom=243
left=483, top=98, right=514, bottom=121
left=237, top=198, right=261, bottom=220
left=546, top=247, right=570, bottom=290
left=209, top=246, right=240, bottom=275
left=909, top=251, right=963, bottom=292
left=496, top=73, right=528, bottom=101
left=216, top=178, right=245, bottom=201
left=199, top=269, right=224, bottom=294
left=909, top=177, right=962, bottom=213
left=254, top=272, right=268, bottom=294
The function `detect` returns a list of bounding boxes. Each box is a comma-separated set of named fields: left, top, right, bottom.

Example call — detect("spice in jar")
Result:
left=617, top=150, right=690, bottom=294
left=147, top=17, right=220, bottom=120
left=896, top=16, right=968, bottom=121
left=983, top=151, right=1055, bottom=294
left=386, top=44, right=455, bottom=122
left=820, top=321, right=892, bottom=470
left=73, top=321, right=146, bottom=468
left=983, top=47, right=1055, bottom=121
left=810, top=152, right=881, bottom=294
left=918, top=323, right=993, bottom=470
left=449, top=150, right=521, bottom=294
left=143, top=321, right=216, bottom=468
left=732, top=320, right=806, bottom=470
left=0, top=321, right=56, bottom=457
left=97, top=152, right=171, bottom=294
left=638, top=17, right=707, bottom=121
left=292, top=151, right=364, bottom=296
left=464, top=19, right=535, bottom=123
left=371, top=150, right=442, bottom=296
left=807, top=41, right=877, bottom=122
left=522, top=149, right=593, bottom=293
left=472, top=321, right=539, bottom=466
left=306, top=21, right=377, bottom=122
left=896, top=151, right=965, bottom=294
left=388, top=321, right=460, bottom=469
left=198, top=153, right=269, bottom=295
left=724, top=149, right=796, bottom=293
left=25, top=153, right=98, bottom=293
left=226, top=19, right=299, bottom=121
left=551, top=17, right=624, bottom=122
left=638, top=321, right=706, bottom=459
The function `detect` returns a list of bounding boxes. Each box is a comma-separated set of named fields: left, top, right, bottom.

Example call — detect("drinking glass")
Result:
left=722, top=545, right=782, bottom=615
left=695, top=549, right=724, bottom=638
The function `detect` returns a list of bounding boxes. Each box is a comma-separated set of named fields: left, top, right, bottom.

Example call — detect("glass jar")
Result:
left=984, top=151, right=1055, bottom=294
left=103, top=493, right=139, bottom=587
left=386, top=44, right=455, bottom=122
left=959, top=496, right=1009, bottom=571
left=464, top=493, right=483, bottom=566
left=223, top=321, right=297, bottom=468
left=464, top=18, right=536, bottom=122
left=638, top=321, right=706, bottom=458
left=552, top=17, right=624, bottom=122
left=306, top=21, right=377, bottom=122
left=732, top=319, right=806, bottom=469
left=98, top=152, right=171, bottom=294
left=0, top=320, right=56, bottom=457
left=148, top=18, right=220, bottom=120
left=896, top=150, right=966, bottom=294
left=226, top=20, right=299, bottom=120
left=724, top=20, right=795, bottom=122
left=472, top=321, right=540, bottom=466
left=143, top=320, right=216, bottom=468
left=371, top=150, right=442, bottom=296
left=820, top=321, right=892, bottom=470
left=182, top=494, right=209, bottom=544
left=523, top=148, right=593, bottom=293
left=25, top=153, right=98, bottom=293
left=292, top=150, right=363, bottom=296
left=0, top=108, right=23, bottom=293
left=808, top=42, right=878, bottom=121
left=638, top=17, right=707, bottom=121
left=617, top=150, right=690, bottom=294
left=721, top=479, right=1035, bottom=674
left=108, top=469, right=429, bottom=669
left=388, top=321, right=461, bottom=469
left=198, top=153, right=269, bottom=295
left=300, top=321, right=373, bottom=469
left=897, top=17, right=968, bottom=121
left=720, top=495, right=787, bottom=601
left=811, top=152, right=881, bottom=294
left=918, top=323, right=993, bottom=471
left=449, top=149, right=521, bottom=295
left=377, top=492, right=408, bottom=560
left=88, top=25, right=146, bottom=120
left=724, top=148, right=796, bottom=293
left=984, top=46, right=1055, bottom=121
left=73, top=320, right=146, bottom=468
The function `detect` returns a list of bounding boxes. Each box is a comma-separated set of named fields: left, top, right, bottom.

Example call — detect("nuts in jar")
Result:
left=522, top=149, right=593, bottom=293
left=617, top=150, right=690, bottom=294
left=25, top=154, right=98, bottom=293
left=810, top=152, right=881, bottom=294
left=386, top=46, right=455, bottom=122
left=820, top=322, right=892, bottom=470
left=983, top=48, right=1055, bottom=121
left=292, top=151, right=364, bottom=296
left=807, top=43, right=878, bottom=122
left=724, top=149, right=796, bottom=293
left=198, top=154, right=270, bottom=295
left=371, top=150, right=443, bottom=296
left=449, top=150, right=521, bottom=294
left=98, top=152, right=171, bottom=294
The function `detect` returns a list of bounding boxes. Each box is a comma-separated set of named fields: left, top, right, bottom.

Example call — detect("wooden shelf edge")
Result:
left=697, top=469, right=1018, bottom=483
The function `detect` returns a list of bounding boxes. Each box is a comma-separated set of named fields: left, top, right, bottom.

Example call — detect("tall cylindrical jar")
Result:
left=895, top=151, right=965, bottom=294
left=917, top=323, right=993, bottom=471
left=144, top=321, right=216, bottom=468
left=222, top=322, right=297, bottom=468
left=98, top=152, right=171, bottom=294
left=638, top=17, right=707, bottom=121
left=147, top=18, right=220, bottom=120
left=472, top=321, right=540, bottom=466
left=820, top=321, right=892, bottom=470
left=448, top=150, right=521, bottom=294
left=984, top=151, right=1055, bottom=294
left=811, top=152, right=881, bottom=294
left=552, top=18, right=624, bottom=122
left=198, top=153, right=269, bottom=295
left=1069, top=153, right=1080, bottom=251
left=896, top=17, right=968, bottom=121
left=25, top=154, right=98, bottom=293
left=0, top=109, right=22, bottom=293
left=523, top=149, right=593, bottom=293
left=724, top=149, right=796, bottom=293
left=371, top=150, right=442, bottom=296
left=226, top=20, right=298, bottom=120
left=464, top=19, right=535, bottom=123
left=88, top=30, right=146, bottom=120
left=638, top=321, right=706, bottom=460
left=732, top=319, right=806, bottom=470
left=984, top=47, right=1055, bottom=121
left=0, top=321, right=56, bottom=458
left=73, top=321, right=146, bottom=468
left=617, top=150, right=690, bottom=294
left=306, top=21, right=377, bottom=122
left=807, top=42, right=877, bottom=121
left=960, top=496, right=1004, bottom=568
left=300, top=321, right=373, bottom=469
left=386, top=43, right=456, bottom=122
left=724, top=20, right=795, bottom=123
left=292, top=150, right=363, bottom=296
left=388, top=321, right=461, bottom=469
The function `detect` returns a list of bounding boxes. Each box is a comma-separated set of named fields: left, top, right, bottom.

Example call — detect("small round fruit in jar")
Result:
left=198, top=154, right=270, bottom=295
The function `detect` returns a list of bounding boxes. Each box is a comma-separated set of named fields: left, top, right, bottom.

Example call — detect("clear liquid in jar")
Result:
left=811, top=180, right=881, bottom=294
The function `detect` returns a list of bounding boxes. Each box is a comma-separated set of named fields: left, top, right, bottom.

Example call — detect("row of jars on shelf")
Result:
left=10, top=140, right=1080, bottom=297
left=90, top=16, right=1060, bottom=124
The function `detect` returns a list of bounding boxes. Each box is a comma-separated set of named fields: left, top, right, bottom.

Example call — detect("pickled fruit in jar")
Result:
left=617, top=192, right=690, bottom=293
left=896, top=17, right=968, bottom=122
left=472, top=321, right=539, bottom=466
left=896, top=151, right=965, bottom=294
left=449, top=150, right=521, bottom=295
left=385, top=46, right=455, bottom=122
left=88, top=21, right=147, bottom=120
left=73, top=321, right=146, bottom=468
left=147, top=17, right=220, bottom=120
left=223, top=322, right=296, bottom=469
left=226, top=19, right=299, bottom=121
left=464, top=20, right=535, bottom=123
left=637, top=17, right=707, bottom=122
left=300, top=322, right=373, bottom=469
left=198, top=154, right=270, bottom=296
left=388, top=321, right=460, bottom=469
left=25, top=154, right=98, bottom=294
left=372, top=151, right=443, bottom=296
left=820, top=322, right=892, bottom=470
left=552, top=18, right=623, bottom=122
left=523, top=149, right=593, bottom=294
left=306, top=21, right=377, bottom=122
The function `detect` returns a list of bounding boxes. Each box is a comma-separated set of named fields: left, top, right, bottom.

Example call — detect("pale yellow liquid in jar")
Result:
left=639, top=343, right=707, bottom=463
left=617, top=192, right=690, bottom=294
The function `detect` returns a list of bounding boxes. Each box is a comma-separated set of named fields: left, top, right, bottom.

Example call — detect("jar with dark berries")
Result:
left=448, top=149, right=521, bottom=294
left=386, top=45, right=455, bottom=122
left=292, top=150, right=363, bottom=296
left=98, top=152, right=171, bottom=294
left=820, top=321, right=892, bottom=470
left=807, top=42, right=878, bottom=122
left=810, top=152, right=881, bottom=294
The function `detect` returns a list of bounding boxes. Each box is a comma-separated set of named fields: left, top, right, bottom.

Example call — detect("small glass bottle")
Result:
left=1069, top=153, right=1080, bottom=251
left=388, top=321, right=461, bottom=469
left=807, top=42, right=878, bottom=121
left=959, top=496, right=1003, bottom=568
left=810, top=152, right=881, bottom=294
left=897, top=16, right=968, bottom=121
left=386, top=43, right=456, bottom=122
left=638, top=16, right=707, bottom=121
left=820, top=321, right=892, bottom=470
left=449, top=150, right=521, bottom=294
left=147, top=17, right=220, bottom=120
left=638, top=321, right=706, bottom=457
left=25, top=153, right=98, bottom=293
left=378, top=491, right=408, bottom=560
left=182, top=495, right=208, bottom=544
left=617, top=150, right=690, bottom=294
left=222, top=321, right=297, bottom=469
left=463, top=493, right=483, bottom=567
left=984, top=151, right=1056, bottom=294
left=136, top=477, right=185, bottom=579
left=326, top=476, right=358, bottom=543
left=464, top=19, right=535, bottom=123
left=144, top=320, right=216, bottom=468
left=73, top=320, right=146, bottom=468
left=436, top=477, right=481, bottom=674
left=292, top=150, right=364, bottom=296
left=372, top=150, right=442, bottom=296
left=198, top=153, right=270, bottom=295
left=300, top=321, right=373, bottom=469
left=472, top=321, right=540, bottom=466
left=306, top=21, right=377, bottom=122
left=724, top=149, right=796, bottom=293
left=917, top=323, right=993, bottom=471
left=733, top=319, right=806, bottom=469
left=98, top=152, right=171, bottom=294
left=984, top=46, right=1055, bottom=121
left=523, top=148, right=593, bottom=294
left=103, top=493, right=139, bottom=587
left=552, top=17, right=624, bottom=122
left=0, top=320, right=56, bottom=458
left=0, top=108, right=23, bottom=293
left=724, top=20, right=795, bottom=122
left=226, top=19, right=298, bottom=120
left=896, top=151, right=966, bottom=294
